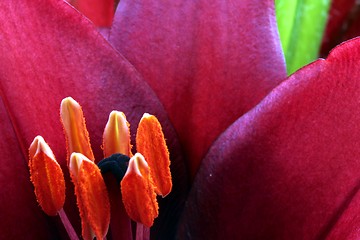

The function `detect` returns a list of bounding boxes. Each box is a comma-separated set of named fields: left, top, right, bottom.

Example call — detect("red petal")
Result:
left=109, top=0, right=286, bottom=176
left=325, top=188, right=360, bottom=239
left=69, top=0, right=114, bottom=27
left=0, top=0, right=187, bottom=238
left=343, top=12, right=360, bottom=41
left=0, top=101, right=62, bottom=238
left=179, top=38, right=360, bottom=238
left=320, top=0, right=356, bottom=56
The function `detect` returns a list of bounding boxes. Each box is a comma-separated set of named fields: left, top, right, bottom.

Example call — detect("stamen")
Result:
left=102, top=111, right=133, bottom=240
left=121, top=153, right=159, bottom=227
left=100, top=172, right=132, bottom=240
left=136, top=223, right=150, bottom=240
left=28, top=136, right=65, bottom=216
left=136, top=113, right=172, bottom=197
left=60, top=97, right=94, bottom=162
left=69, top=153, right=110, bottom=240
left=58, top=208, right=80, bottom=240
left=103, top=111, right=132, bottom=157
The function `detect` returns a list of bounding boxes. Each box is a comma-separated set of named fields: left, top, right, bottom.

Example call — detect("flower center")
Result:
left=27, top=97, right=172, bottom=240
left=97, top=153, right=130, bottom=183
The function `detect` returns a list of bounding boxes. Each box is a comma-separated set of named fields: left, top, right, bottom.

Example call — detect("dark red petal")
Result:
left=178, top=38, right=360, bottom=238
left=109, top=0, right=286, bottom=177
left=69, top=0, right=114, bottom=27
left=321, top=0, right=356, bottom=56
left=343, top=12, right=360, bottom=41
left=325, top=188, right=360, bottom=239
left=0, top=100, right=61, bottom=238
left=0, top=0, right=187, bottom=238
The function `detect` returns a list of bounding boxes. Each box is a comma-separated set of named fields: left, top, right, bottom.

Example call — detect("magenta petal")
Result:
left=0, top=0, right=186, bottom=238
left=0, top=100, right=61, bottom=239
left=178, top=38, right=360, bottom=238
left=109, top=0, right=286, bottom=176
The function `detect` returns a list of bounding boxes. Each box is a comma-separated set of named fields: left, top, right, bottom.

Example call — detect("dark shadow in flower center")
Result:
left=97, top=153, right=130, bottom=184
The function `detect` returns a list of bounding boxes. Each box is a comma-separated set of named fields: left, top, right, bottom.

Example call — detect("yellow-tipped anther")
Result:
left=136, top=113, right=172, bottom=197
left=69, top=153, right=110, bottom=240
left=102, top=111, right=132, bottom=157
left=28, top=136, right=65, bottom=216
left=60, top=97, right=94, bottom=163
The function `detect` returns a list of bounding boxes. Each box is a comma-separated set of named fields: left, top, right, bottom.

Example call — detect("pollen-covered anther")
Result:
left=121, top=153, right=159, bottom=227
left=28, top=136, right=65, bottom=216
left=102, top=111, right=132, bottom=157
left=69, top=153, right=110, bottom=240
left=136, top=113, right=172, bottom=197
left=60, top=97, right=94, bottom=163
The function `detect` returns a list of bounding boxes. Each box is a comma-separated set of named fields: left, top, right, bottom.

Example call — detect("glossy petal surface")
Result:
left=179, top=38, right=360, bottom=238
left=0, top=0, right=186, bottom=238
left=109, top=0, right=286, bottom=176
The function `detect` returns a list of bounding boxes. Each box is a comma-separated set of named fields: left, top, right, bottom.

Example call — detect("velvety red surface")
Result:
left=0, top=0, right=186, bottom=239
left=108, top=0, right=287, bottom=177
left=179, top=38, right=360, bottom=239
left=69, top=0, right=114, bottom=27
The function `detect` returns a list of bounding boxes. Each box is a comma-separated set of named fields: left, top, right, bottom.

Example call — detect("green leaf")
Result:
left=276, top=0, right=331, bottom=75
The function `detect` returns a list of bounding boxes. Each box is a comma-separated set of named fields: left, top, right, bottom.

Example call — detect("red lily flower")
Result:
left=0, top=0, right=185, bottom=238
left=5, top=0, right=360, bottom=239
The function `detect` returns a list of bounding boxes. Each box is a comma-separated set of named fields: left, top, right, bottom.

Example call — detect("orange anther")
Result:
left=102, top=111, right=132, bottom=157
left=69, top=153, right=110, bottom=240
left=136, top=113, right=172, bottom=197
left=28, top=136, right=65, bottom=216
left=121, top=153, right=159, bottom=227
left=60, top=97, right=94, bottom=163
